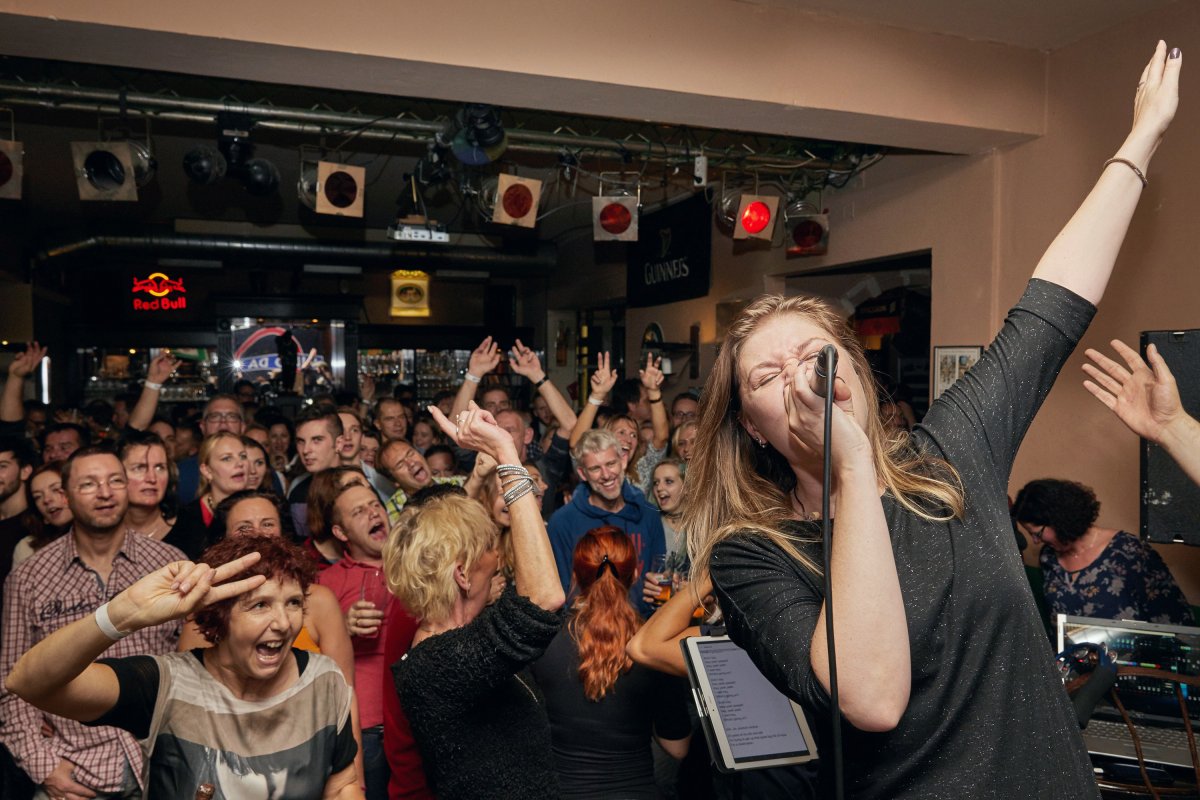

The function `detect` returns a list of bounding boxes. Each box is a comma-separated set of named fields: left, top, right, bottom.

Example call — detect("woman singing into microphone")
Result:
left=685, top=42, right=1181, bottom=799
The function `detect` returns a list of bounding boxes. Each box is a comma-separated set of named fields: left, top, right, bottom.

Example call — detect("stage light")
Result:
left=415, top=137, right=453, bottom=186
left=733, top=194, right=779, bottom=241
left=71, top=140, right=157, bottom=201
left=185, top=113, right=279, bottom=196
left=0, top=139, right=22, bottom=201
left=298, top=160, right=364, bottom=217
left=492, top=174, right=542, bottom=228
left=784, top=199, right=829, bottom=256
left=182, top=145, right=227, bottom=185
left=450, top=104, right=507, bottom=166
left=592, top=196, right=639, bottom=241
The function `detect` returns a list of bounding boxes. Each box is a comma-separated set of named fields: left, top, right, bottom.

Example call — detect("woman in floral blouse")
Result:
left=1014, top=478, right=1193, bottom=625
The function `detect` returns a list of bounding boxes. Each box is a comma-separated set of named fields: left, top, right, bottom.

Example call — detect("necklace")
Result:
left=791, top=487, right=821, bottom=520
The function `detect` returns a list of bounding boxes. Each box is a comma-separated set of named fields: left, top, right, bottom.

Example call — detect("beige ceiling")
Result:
left=742, top=0, right=1181, bottom=50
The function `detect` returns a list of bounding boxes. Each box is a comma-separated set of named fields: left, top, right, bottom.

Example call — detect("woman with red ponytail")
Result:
left=531, top=526, right=692, bottom=799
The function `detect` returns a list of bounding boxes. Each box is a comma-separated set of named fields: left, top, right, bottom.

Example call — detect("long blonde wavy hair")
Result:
left=684, top=294, right=964, bottom=579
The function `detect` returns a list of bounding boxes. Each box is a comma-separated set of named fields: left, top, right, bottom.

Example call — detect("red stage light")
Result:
left=598, top=202, right=632, bottom=234
left=740, top=200, right=772, bottom=234
left=502, top=183, right=534, bottom=219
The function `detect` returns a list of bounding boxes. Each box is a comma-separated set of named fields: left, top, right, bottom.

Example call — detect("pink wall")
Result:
left=626, top=1, right=1200, bottom=598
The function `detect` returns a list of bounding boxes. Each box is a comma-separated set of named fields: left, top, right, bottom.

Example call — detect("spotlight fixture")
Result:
left=182, top=145, right=226, bottom=185
left=183, top=112, right=279, bottom=196
left=70, top=140, right=157, bottom=202
left=0, top=140, right=21, bottom=201
left=415, top=137, right=453, bottom=186
left=450, top=104, right=507, bottom=166
left=592, top=173, right=641, bottom=242
left=492, top=173, right=542, bottom=228
left=732, top=194, right=779, bottom=241
left=298, top=157, right=365, bottom=218
left=0, top=109, right=20, bottom=201
left=784, top=198, right=829, bottom=256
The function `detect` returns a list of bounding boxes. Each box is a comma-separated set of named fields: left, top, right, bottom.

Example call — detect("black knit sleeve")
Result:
left=400, top=585, right=563, bottom=705
left=919, top=278, right=1095, bottom=480
left=710, top=534, right=830, bottom=716
left=87, top=655, right=161, bottom=739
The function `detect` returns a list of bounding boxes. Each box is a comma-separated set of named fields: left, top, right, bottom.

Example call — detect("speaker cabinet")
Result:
left=1141, top=329, right=1200, bottom=544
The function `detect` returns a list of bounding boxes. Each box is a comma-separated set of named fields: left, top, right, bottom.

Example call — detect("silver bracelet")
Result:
left=1103, top=157, right=1148, bottom=187
left=464, top=372, right=482, bottom=384
left=143, top=380, right=163, bottom=391
left=503, top=479, right=535, bottom=507
left=95, top=602, right=130, bottom=640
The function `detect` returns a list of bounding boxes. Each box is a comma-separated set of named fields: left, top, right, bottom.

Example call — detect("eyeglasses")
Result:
left=1020, top=523, right=1047, bottom=541
left=205, top=412, right=243, bottom=423
left=74, top=477, right=128, bottom=495
left=672, top=411, right=698, bottom=422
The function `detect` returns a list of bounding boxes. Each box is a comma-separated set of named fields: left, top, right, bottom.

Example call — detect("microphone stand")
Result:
left=817, top=343, right=844, bottom=800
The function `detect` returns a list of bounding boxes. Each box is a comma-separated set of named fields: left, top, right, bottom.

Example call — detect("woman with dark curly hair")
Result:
left=7, top=534, right=363, bottom=798
left=1013, top=478, right=1191, bottom=625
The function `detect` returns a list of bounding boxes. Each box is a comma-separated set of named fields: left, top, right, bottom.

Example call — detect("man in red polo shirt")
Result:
left=318, top=482, right=423, bottom=800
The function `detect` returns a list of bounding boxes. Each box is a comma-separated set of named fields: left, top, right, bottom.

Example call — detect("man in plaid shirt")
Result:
left=0, top=446, right=184, bottom=799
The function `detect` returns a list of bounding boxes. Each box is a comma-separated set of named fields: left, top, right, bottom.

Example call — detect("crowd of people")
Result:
left=0, top=334, right=711, bottom=799
left=0, top=40, right=1194, bottom=800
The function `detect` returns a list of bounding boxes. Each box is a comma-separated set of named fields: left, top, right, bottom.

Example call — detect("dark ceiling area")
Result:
left=0, top=54, right=892, bottom=279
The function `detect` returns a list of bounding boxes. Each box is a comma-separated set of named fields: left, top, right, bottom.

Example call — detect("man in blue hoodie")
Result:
left=548, top=428, right=665, bottom=614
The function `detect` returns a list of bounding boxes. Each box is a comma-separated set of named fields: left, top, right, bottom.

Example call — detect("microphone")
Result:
left=811, top=345, right=838, bottom=398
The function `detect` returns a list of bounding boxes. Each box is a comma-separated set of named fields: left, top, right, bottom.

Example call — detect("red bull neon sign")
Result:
left=131, top=272, right=187, bottom=311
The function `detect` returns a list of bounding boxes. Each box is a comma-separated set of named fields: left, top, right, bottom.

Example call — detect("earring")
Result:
left=755, top=437, right=767, bottom=448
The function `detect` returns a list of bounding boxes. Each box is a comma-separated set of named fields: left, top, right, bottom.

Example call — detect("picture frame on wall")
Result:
left=932, top=346, right=983, bottom=401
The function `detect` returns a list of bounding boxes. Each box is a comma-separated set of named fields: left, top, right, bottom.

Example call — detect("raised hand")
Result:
left=639, top=352, right=664, bottom=393
left=8, top=342, right=47, bottom=379
left=508, top=339, right=545, bottom=382
left=1083, top=340, right=1182, bottom=444
left=1130, top=41, right=1182, bottom=144
left=359, top=374, right=376, bottom=403
left=429, top=401, right=519, bottom=464
left=106, top=553, right=267, bottom=634
left=590, top=352, right=619, bottom=401
left=468, top=336, right=502, bottom=379
left=781, top=354, right=866, bottom=470
left=146, top=351, right=180, bottom=385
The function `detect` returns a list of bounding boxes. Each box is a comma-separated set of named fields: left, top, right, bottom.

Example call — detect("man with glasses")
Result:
left=0, top=446, right=184, bottom=800
left=669, top=391, right=699, bottom=430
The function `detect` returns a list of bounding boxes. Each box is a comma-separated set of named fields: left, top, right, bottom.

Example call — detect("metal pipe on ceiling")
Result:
left=35, top=232, right=557, bottom=274
left=0, top=79, right=859, bottom=173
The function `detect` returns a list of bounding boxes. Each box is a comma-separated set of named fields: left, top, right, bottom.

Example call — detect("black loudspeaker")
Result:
left=1141, top=329, right=1200, bottom=544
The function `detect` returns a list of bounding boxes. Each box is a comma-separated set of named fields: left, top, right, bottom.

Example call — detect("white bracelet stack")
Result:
left=588, top=395, right=605, bottom=406
left=497, top=464, right=536, bottom=506
left=94, top=602, right=130, bottom=640
left=464, top=373, right=482, bottom=384
left=144, top=381, right=163, bottom=391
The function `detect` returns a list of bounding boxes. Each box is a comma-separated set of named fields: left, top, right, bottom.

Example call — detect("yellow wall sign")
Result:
left=390, top=270, right=430, bottom=318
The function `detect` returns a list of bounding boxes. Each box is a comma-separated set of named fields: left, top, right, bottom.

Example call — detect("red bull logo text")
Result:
left=131, top=272, right=187, bottom=311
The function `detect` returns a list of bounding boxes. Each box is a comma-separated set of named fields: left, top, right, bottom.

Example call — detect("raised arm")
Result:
left=2, top=342, right=46, bottom=423
left=7, top=554, right=265, bottom=720
left=509, top=339, right=577, bottom=433
left=627, top=575, right=711, bottom=677
left=1031, top=42, right=1181, bottom=304
left=431, top=403, right=564, bottom=612
left=569, top=352, right=618, bottom=448
left=640, top=354, right=669, bottom=449
left=1085, top=339, right=1200, bottom=486
left=450, top=337, right=501, bottom=421
left=128, top=351, right=180, bottom=431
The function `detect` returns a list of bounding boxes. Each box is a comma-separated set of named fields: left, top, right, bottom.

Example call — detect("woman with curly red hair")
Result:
left=531, top=525, right=691, bottom=799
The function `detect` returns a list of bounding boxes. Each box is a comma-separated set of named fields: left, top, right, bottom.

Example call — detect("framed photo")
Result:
left=932, top=346, right=983, bottom=401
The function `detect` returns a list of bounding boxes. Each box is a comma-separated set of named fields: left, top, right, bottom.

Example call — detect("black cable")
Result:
left=818, top=343, right=844, bottom=800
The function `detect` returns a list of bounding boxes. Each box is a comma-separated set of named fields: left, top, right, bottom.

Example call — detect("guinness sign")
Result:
left=627, top=193, right=711, bottom=308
